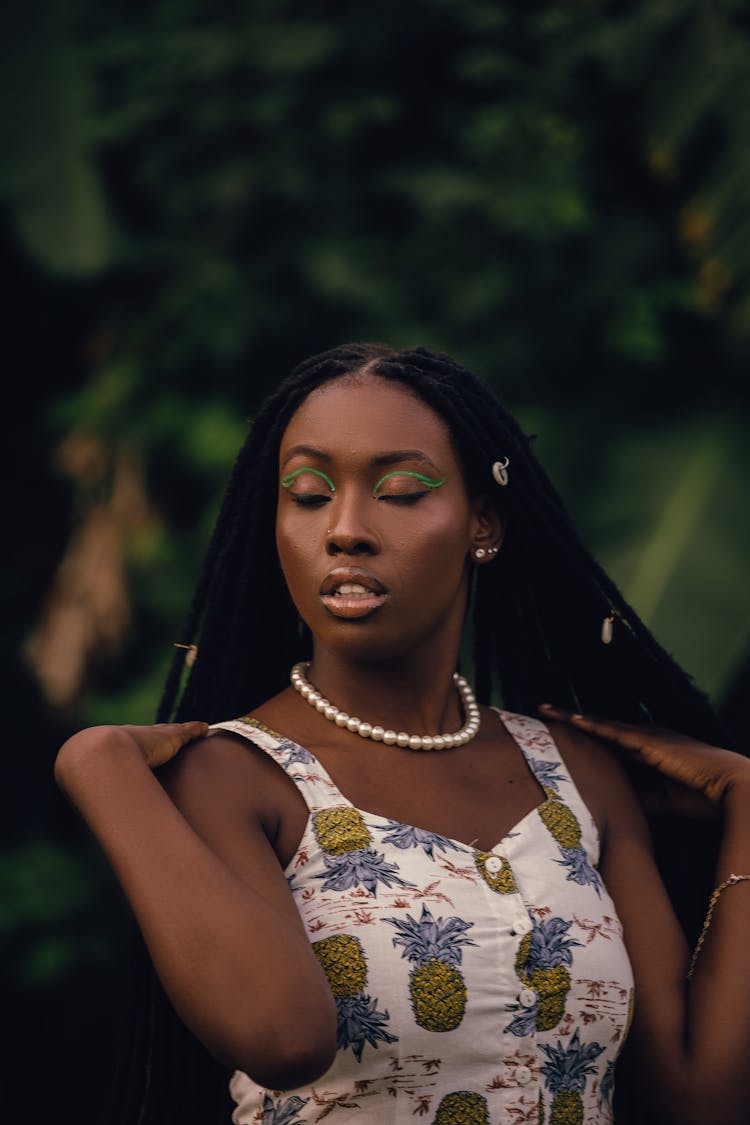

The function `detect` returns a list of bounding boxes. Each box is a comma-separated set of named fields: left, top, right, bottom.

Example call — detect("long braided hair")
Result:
left=117, top=342, right=726, bottom=1125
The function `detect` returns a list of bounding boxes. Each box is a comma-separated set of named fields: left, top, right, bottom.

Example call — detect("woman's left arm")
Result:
left=540, top=704, right=750, bottom=1125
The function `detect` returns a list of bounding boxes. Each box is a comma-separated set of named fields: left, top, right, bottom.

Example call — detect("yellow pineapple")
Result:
left=385, top=905, right=476, bottom=1032
left=549, top=1090, right=582, bottom=1125
left=312, top=934, right=368, bottom=998
left=538, top=788, right=581, bottom=849
left=540, top=1030, right=604, bottom=1125
left=475, top=851, right=517, bottom=894
left=410, top=958, right=468, bottom=1032
left=314, top=806, right=371, bottom=854
left=433, top=1091, right=489, bottom=1125
left=510, top=917, right=582, bottom=1033
left=311, top=932, right=398, bottom=1060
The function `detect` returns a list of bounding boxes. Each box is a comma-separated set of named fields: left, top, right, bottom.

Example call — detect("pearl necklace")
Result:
left=290, top=661, right=481, bottom=751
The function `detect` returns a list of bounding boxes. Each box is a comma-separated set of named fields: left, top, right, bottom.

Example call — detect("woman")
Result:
left=55, top=344, right=750, bottom=1125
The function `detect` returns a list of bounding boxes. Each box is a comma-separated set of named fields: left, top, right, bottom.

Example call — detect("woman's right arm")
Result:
left=54, top=724, right=337, bottom=1090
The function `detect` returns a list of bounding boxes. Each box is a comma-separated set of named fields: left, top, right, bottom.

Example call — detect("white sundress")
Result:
left=210, top=709, right=635, bottom=1125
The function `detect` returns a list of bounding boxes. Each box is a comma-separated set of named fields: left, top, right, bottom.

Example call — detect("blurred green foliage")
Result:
left=2, top=2, right=750, bottom=1121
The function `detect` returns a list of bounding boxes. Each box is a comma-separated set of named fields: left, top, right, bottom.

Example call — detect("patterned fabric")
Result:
left=210, top=711, right=634, bottom=1125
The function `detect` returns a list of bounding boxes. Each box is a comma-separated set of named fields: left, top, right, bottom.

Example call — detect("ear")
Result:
left=469, top=497, right=504, bottom=562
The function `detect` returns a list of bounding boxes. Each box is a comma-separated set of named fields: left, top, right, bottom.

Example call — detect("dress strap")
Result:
left=494, top=709, right=602, bottom=866
left=209, top=717, right=349, bottom=814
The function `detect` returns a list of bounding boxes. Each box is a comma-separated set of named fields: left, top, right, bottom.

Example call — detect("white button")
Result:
left=514, top=1065, right=532, bottom=1086
left=511, top=913, right=532, bottom=936
left=485, top=855, right=503, bottom=874
left=518, top=988, right=537, bottom=1009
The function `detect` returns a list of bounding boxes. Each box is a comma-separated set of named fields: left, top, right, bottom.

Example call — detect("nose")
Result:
left=325, top=493, right=379, bottom=557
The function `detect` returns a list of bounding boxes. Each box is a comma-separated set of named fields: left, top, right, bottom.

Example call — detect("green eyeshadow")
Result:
left=281, top=467, right=336, bottom=492
left=372, top=470, right=447, bottom=495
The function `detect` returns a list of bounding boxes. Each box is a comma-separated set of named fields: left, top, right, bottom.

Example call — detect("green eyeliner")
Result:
left=281, top=467, right=336, bottom=492
left=372, top=470, right=447, bottom=494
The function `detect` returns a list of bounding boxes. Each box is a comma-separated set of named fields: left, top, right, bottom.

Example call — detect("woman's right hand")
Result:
left=54, top=720, right=210, bottom=796
left=117, top=721, right=211, bottom=769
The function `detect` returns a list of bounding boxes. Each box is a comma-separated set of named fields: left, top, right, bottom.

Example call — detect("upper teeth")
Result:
left=336, top=583, right=371, bottom=595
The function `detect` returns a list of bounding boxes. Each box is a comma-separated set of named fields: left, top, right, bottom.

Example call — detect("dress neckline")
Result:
left=229, top=707, right=558, bottom=857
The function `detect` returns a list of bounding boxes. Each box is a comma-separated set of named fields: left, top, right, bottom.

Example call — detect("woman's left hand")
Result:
left=539, top=703, right=750, bottom=810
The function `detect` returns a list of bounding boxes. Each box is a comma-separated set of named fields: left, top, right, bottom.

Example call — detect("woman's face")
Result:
left=276, top=374, right=500, bottom=666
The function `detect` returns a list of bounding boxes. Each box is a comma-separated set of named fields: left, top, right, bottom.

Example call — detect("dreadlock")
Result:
left=116, top=342, right=726, bottom=1125
left=159, top=342, right=723, bottom=743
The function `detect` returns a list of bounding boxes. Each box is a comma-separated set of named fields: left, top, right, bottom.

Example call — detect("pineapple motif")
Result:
left=315, top=807, right=372, bottom=854
left=599, top=1058, right=615, bottom=1112
left=313, top=807, right=412, bottom=895
left=539, top=1029, right=604, bottom=1125
left=474, top=850, right=517, bottom=894
left=261, top=1092, right=310, bottom=1125
left=377, top=820, right=463, bottom=860
left=506, top=916, right=582, bottom=1035
left=432, top=1091, right=489, bottom=1125
left=385, top=905, right=476, bottom=1032
left=538, top=788, right=580, bottom=849
left=538, top=789, right=602, bottom=896
left=312, top=934, right=398, bottom=1060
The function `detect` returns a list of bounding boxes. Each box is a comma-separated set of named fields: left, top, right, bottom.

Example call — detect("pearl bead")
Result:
left=288, top=661, right=480, bottom=753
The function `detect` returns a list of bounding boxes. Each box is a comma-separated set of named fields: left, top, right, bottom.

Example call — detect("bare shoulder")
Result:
left=158, top=728, right=304, bottom=849
left=543, top=718, right=650, bottom=848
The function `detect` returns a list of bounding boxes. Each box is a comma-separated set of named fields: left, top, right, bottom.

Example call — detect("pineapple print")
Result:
left=432, top=1091, right=489, bottom=1125
left=540, top=1029, right=604, bottom=1125
left=313, top=807, right=411, bottom=895
left=385, top=905, right=476, bottom=1032
left=474, top=850, right=517, bottom=894
left=312, top=934, right=397, bottom=1061
left=315, top=807, right=371, bottom=854
left=377, top=820, right=463, bottom=860
left=260, top=1093, right=310, bottom=1125
left=506, top=916, right=582, bottom=1035
left=538, top=789, right=601, bottom=895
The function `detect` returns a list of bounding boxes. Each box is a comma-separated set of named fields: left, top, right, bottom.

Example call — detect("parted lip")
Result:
left=320, top=567, right=389, bottom=596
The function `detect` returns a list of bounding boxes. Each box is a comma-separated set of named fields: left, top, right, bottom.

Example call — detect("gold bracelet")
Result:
left=687, top=873, right=750, bottom=980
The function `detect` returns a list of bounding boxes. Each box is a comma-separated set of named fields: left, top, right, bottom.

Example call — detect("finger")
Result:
left=538, top=704, right=649, bottom=754
left=153, top=721, right=210, bottom=740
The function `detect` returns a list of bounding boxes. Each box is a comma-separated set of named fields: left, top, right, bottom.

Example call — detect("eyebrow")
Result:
left=280, top=446, right=440, bottom=471
left=280, top=445, right=331, bottom=469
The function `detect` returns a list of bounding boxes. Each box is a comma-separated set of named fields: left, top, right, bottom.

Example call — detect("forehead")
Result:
left=280, top=375, right=455, bottom=459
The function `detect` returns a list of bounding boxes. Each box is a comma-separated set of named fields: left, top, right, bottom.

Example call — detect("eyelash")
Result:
left=288, top=492, right=429, bottom=508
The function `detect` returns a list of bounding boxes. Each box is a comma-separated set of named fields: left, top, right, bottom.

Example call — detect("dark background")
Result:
left=3, top=1, right=750, bottom=1121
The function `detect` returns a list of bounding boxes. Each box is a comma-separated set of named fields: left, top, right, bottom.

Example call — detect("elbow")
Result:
left=248, top=1030, right=337, bottom=1091
left=225, top=1026, right=337, bottom=1091
left=206, top=999, right=338, bottom=1091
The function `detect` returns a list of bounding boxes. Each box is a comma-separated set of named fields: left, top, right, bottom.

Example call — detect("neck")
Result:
left=307, top=646, right=468, bottom=735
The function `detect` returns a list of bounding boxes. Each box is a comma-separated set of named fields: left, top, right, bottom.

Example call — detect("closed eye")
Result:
left=289, top=493, right=332, bottom=508
left=376, top=492, right=429, bottom=505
